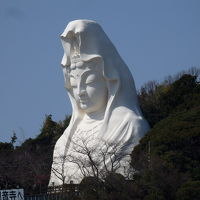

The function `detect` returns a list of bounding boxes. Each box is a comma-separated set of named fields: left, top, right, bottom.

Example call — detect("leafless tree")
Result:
left=51, top=135, right=132, bottom=185
left=51, top=154, right=67, bottom=186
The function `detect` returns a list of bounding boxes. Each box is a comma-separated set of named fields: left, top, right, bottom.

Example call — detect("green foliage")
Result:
left=131, top=70, right=200, bottom=199
left=104, top=173, right=133, bottom=200
left=0, top=142, right=14, bottom=153
left=176, top=181, right=200, bottom=200
left=138, top=70, right=200, bottom=127
left=39, top=114, right=57, bottom=138
left=0, top=115, right=71, bottom=193
left=80, top=174, right=134, bottom=200
left=80, top=177, right=102, bottom=200
left=10, top=132, right=17, bottom=145
left=134, top=107, right=200, bottom=175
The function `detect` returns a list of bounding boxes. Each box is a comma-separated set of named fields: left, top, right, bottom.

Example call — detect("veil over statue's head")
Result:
left=49, top=20, right=150, bottom=186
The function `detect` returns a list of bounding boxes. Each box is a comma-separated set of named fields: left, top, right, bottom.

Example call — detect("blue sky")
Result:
left=0, top=0, right=200, bottom=143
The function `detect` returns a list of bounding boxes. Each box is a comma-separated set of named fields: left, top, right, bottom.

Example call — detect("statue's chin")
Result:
left=80, top=102, right=105, bottom=115
left=80, top=103, right=95, bottom=114
left=80, top=102, right=89, bottom=109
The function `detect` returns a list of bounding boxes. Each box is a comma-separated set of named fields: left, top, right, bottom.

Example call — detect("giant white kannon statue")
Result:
left=49, top=20, right=149, bottom=186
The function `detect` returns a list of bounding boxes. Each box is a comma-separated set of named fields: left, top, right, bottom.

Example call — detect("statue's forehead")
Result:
left=70, top=65, right=93, bottom=78
left=69, top=61, right=97, bottom=78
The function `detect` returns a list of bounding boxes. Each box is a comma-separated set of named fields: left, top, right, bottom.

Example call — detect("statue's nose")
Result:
left=78, top=89, right=86, bottom=97
left=61, top=54, right=68, bottom=67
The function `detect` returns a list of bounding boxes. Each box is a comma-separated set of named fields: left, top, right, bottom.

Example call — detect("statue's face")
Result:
left=69, top=61, right=108, bottom=114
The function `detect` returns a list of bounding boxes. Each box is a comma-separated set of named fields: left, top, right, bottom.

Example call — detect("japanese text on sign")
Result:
left=0, top=189, right=24, bottom=200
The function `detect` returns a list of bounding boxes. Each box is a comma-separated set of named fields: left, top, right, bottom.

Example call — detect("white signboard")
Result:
left=0, top=189, right=24, bottom=200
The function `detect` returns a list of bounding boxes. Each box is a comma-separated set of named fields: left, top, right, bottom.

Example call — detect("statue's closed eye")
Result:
left=85, top=74, right=96, bottom=84
left=70, top=73, right=97, bottom=88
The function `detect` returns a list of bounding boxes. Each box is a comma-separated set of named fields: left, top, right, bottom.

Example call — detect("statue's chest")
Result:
left=67, top=121, right=103, bottom=155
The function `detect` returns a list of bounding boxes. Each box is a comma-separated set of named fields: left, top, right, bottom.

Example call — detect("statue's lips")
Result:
left=79, top=98, right=88, bottom=104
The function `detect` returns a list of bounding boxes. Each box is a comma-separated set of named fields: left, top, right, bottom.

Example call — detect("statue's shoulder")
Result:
left=54, top=125, right=73, bottom=149
left=54, top=132, right=67, bottom=149
left=113, top=106, right=149, bottom=132
left=114, top=106, right=142, bottom=122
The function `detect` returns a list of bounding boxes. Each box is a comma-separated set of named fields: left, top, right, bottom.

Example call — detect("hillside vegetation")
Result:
left=131, top=69, right=200, bottom=199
